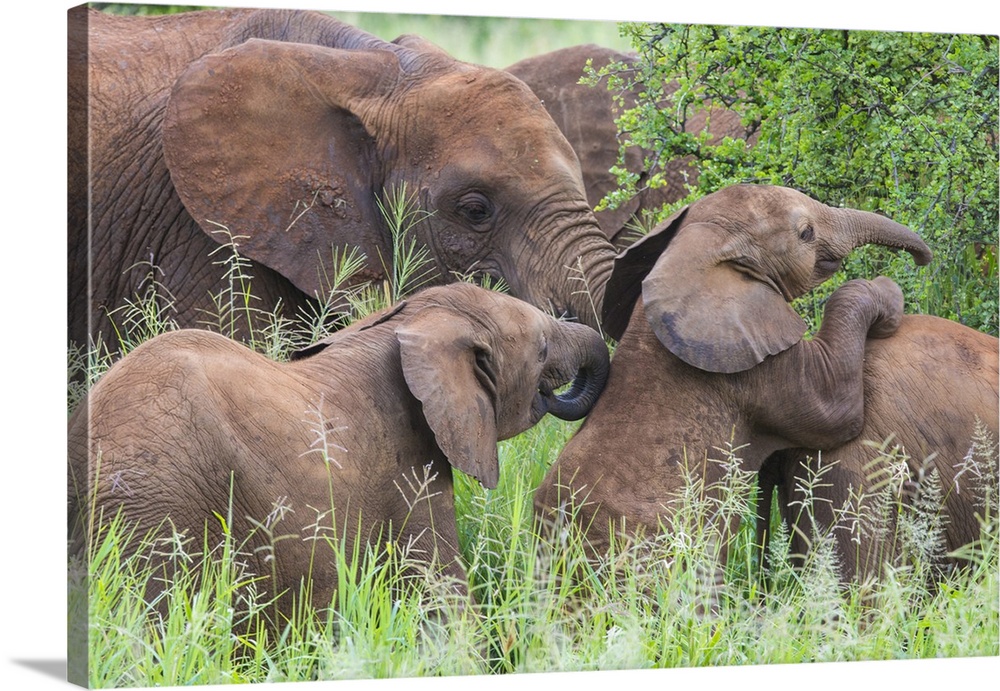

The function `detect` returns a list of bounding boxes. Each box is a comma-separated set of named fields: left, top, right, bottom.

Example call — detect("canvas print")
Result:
left=67, top=2, right=999, bottom=687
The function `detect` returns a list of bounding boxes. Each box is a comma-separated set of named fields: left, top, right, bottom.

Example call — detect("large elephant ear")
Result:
left=396, top=306, right=500, bottom=489
left=162, top=38, right=398, bottom=299
left=601, top=205, right=689, bottom=341
left=641, top=223, right=807, bottom=374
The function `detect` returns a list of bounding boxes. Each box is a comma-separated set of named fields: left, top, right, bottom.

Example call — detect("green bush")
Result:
left=596, top=24, right=999, bottom=334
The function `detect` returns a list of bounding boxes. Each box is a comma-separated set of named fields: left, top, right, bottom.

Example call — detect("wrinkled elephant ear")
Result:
left=162, top=38, right=398, bottom=299
left=601, top=205, right=689, bottom=341
left=391, top=33, right=454, bottom=60
left=642, top=222, right=807, bottom=373
left=396, top=306, right=500, bottom=489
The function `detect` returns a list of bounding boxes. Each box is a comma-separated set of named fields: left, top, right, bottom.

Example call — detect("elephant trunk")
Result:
left=828, top=207, right=933, bottom=275
left=563, top=246, right=611, bottom=335
left=538, top=322, right=611, bottom=421
left=520, top=215, right=616, bottom=335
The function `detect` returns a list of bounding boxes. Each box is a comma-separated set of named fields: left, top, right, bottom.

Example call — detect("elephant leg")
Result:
left=773, top=451, right=886, bottom=584
left=755, top=458, right=782, bottom=579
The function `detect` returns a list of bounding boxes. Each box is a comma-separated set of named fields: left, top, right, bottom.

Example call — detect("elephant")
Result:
left=531, top=184, right=994, bottom=587
left=757, top=314, right=999, bottom=582
left=507, top=44, right=754, bottom=248
left=67, top=282, right=611, bottom=625
left=68, top=7, right=616, bottom=353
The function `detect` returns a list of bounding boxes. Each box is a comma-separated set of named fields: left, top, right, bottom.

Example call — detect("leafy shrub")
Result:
left=594, top=24, right=998, bottom=334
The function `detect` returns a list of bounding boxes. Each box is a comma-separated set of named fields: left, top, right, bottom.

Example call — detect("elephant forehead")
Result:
left=694, top=184, right=803, bottom=222
left=475, top=290, right=551, bottom=338
left=407, top=71, right=571, bottom=151
left=422, top=283, right=547, bottom=332
left=424, top=66, right=548, bottom=113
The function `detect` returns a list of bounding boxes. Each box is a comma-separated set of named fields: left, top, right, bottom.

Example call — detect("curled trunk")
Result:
left=537, top=321, right=611, bottom=421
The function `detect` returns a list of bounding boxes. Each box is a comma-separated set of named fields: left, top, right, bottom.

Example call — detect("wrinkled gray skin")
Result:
left=68, top=8, right=615, bottom=352
left=508, top=44, right=754, bottom=248
left=68, top=283, right=610, bottom=622
left=534, top=184, right=965, bottom=584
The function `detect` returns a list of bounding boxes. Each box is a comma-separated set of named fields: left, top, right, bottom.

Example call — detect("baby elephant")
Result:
left=68, top=283, right=609, bottom=621
left=534, top=184, right=997, bottom=587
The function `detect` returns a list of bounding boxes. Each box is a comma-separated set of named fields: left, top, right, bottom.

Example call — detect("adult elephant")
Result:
left=533, top=185, right=996, bottom=586
left=68, top=7, right=616, bottom=351
left=507, top=44, right=753, bottom=248
left=68, top=283, right=611, bottom=624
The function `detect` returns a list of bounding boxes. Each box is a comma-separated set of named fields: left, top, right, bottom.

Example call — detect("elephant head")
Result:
left=293, top=283, right=610, bottom=489
left=601, top=184, right=933, bottom=372
left=159, top=13, right=615, bottom=331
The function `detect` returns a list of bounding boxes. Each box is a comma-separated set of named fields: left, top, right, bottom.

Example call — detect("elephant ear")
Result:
left=396, top=306, right=500, bottom=489
left=391, top=33, right=454, bottom=60
left=601, top=205, right=689, bottom=341
left=641, top=222, right=807, bottom=374
left=162, top=38, right=398, bottom=299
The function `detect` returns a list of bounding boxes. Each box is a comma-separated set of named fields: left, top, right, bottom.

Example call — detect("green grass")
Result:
left=71, top=415, right=999, bottom=684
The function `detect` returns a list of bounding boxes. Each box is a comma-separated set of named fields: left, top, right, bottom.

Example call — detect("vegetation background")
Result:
left=3, top=2, right=996, bottom=691
left=594, top=24, right=998, bottom=336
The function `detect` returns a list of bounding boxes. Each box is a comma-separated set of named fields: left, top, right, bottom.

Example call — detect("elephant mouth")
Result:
left=814, top=254, right=844, bottom=282
left=455, top=261, right=505, bottom=291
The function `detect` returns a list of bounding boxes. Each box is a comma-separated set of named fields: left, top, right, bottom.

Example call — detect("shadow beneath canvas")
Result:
left=11, top=658, right=67, bottom=682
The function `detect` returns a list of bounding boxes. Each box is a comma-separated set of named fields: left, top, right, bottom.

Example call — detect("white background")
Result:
left=3, top=1, right=998, bottom=689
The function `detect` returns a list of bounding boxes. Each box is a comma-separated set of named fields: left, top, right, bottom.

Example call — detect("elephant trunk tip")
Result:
left=849, top=210, right=934, bottom=267
left=910, top=245, right=933, bottom=266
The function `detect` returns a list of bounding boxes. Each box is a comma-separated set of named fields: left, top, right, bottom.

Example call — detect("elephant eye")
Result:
left=799, top=224, right=815, bottom=242
left=457, top=192, right=494, bottom=227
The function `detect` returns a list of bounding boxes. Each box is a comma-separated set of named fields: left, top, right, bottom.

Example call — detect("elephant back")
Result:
left=859, top=315, right=998, bottom=446
left=846, top=315, right=998, bottom=551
